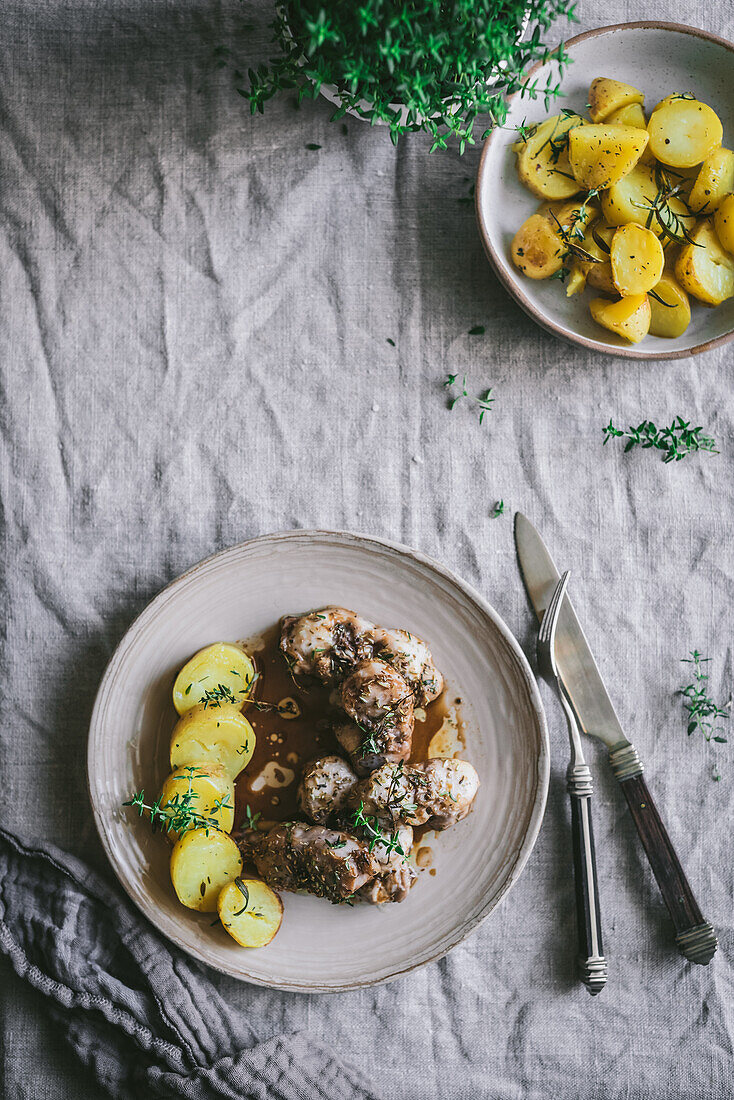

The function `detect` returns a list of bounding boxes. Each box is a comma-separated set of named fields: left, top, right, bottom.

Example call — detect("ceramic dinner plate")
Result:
left=88, top=530, right=548, bottom=991
left=476, top=22, right=734, bottom=359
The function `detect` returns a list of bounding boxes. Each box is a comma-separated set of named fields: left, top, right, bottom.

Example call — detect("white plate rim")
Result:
left=475, top=20, right=734, bottom=361
left=87, top=528, right=550, bottom=991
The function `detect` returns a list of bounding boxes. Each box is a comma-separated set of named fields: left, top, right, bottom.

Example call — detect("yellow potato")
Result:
left=714, top=194, right=734, bottom=253
left=169, top=827, right=243, bottom=912
left=675, top=218, right=734, bottom=305
left=510, top=214, right=563, bottom=279
left=647, top=98, right=723, bottom=168
left=688, top=149, right=734, bottom=213
left=648, top=272, right=691, bottom=338
left=173, top=643, right=256, bottom=716
left=159, top=764, right=235, bottom=837
left=516, top=113, right=585, bottom=200
left=568, top=124, right=649, bottom=191
left=589, top=294, right=651, bottom=343
left=573, top=220, right=616, bottom=294
left=218, top=877, right=283, bottom=948
left=610, top=224, right=664, bottom=295
left=170, top=704, right=255, bottom=780
left=607, top=103, right=655, bottom=164
left=588, top=78, right=644, bottom=123
left=565, top=262, right=587, bottom=296
left=601, top=163, right=694, bottom=238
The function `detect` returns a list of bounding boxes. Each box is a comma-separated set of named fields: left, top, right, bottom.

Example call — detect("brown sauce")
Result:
left=232, top=625, right=462, bottom=834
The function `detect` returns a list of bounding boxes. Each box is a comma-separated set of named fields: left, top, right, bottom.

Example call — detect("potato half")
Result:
left=170, top=704, right=255, bottom=780
left=648, top=272, right=691, bottom=338
left=647, top=98, right=723, bottom=168
left=588, top=78, right=644, bottom=124
left=218, top=877, right=284, bottom=948
left=607, top=102, right=655, bottom=165
left=601, top=163, right=694, bottom=239
left=688, top=149, right=734, bottom=213
left=170, top=827, right=243, bottom=912
left=516, top=113, right=585, bottom=200
left=610, top=224, right=664, bottom=296
left=714, top=194, right=734, bottom=254
left=173, top=643, right=256, bottom=716
left=159, top=763, right=235, bottom=837
left=675, top=218, right=734, bottom=305
left=575, top=220, right=616, bottom=294
left=568, top=124, right=649, bottom=191
left=589, top=294, right=651, bottom=343
left=510, top=213, right=563, bottom=279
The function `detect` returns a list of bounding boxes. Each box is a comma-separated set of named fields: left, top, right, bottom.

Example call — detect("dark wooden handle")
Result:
left=570, top=792, right=607, bottom=995
left=619, top=773, right=717, bottom=965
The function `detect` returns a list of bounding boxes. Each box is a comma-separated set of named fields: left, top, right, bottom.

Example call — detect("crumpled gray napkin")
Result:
left=0, top=826, right=380, bottom=1100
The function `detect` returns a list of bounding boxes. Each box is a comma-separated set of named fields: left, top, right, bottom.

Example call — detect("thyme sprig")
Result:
left=444, top=374, right=495, bottom=424
left=602, top=418, right=718, bottom=463
left=124, top=766, right=231, bottom=836
left=349, top=800, right=405, bottom=858
left=679, top=651, right=730, bottom=745
left=630, top=166, right=698, bottom=247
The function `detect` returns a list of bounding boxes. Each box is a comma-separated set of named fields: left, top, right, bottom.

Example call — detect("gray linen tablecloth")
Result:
left=1, top=1, right=733, bottom=1097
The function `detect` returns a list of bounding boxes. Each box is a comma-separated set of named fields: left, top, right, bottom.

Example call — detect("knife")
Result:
left=514, top=512, right=717, bottom=966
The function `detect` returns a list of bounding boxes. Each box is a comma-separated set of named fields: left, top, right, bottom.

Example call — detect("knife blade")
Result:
left=514, top=511, right=717, bottom=967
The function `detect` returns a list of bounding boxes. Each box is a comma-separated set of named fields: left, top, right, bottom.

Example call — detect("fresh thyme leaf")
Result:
left=491, top=499, right=504, bottom=519
left=468, top=325, right=485, bottom=336
left=348, top=800, right=405, bottom=859
left=679, top=651, right=730, bottom=750
left=244, top=804, right=261, bottom=829
left=602, top=417, right=718, bottom=463
left=123, top=766, right=228, bottom=837
left=305, top=142, right=322, bottom=150
left=386, top=337, right=395, bottom=346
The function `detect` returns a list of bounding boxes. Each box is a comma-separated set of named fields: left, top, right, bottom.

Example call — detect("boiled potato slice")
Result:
left=218, top=877, right=283, bottom=947
left=648, top=272, right=691, bottom=338
left=647, top=98, right=723, bottom=168
left=159, top=763, right=235, bottom=837
left=510, top=214, right=563, bottom=279
left=568, top=124, right=649, bottom=191
left=170, top=704, right=255, bottom=780
left=173, top=643, right=256, bottom=716
left=169, top=827, right=243, bottom=912
left=675, top=218, right=734, bottom=305
left=574, top=220, right=616, bottom=294
left=688, top=149, right=734, bottom=213
left=714, top=194, right=734, bottom=253
left=588, top=78, right=644, bottom=123
left=589, top=294, right=651, bottom=343
left=607, top=103, right=655, bottom=165
left=610, top=224, right=664, bottom=295
left=516, top=113, right=585, bottom=200
left=601, top=163, right=694, bottom=238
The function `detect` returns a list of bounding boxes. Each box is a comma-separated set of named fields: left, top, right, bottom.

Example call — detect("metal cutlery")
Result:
left=515, top=512, right=717, bottom=967
left=538, top=571, right=607, bottom=995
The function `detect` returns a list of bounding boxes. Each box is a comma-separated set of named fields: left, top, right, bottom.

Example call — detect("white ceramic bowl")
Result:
left=88, top=530, right=548, bottom=992
left=476, top=22, right=734, bottom=359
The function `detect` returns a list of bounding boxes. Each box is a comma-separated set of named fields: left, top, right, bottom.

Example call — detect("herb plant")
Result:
left=240, top=0, right=576, bottom=151
left=679, top=651, right=730, bottom=744
left=602, top=418, right=718, bottom=464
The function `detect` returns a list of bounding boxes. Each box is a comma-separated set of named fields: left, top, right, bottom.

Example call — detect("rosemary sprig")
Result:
left=602, top=418, right=718, bottom=463
left=630, top=166, right=698, bottom=247
left=679, top=651, right=730, bottom=744
left=124, top=766, right=231, bottom=836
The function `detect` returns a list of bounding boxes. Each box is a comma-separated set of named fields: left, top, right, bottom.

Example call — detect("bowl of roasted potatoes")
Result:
left=476, top=22, right=734, bottom=358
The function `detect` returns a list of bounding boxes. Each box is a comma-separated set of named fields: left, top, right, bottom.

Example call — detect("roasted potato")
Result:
left=169, top=827, right=243, bottom=912
left=610, top=224, right=664, bottom=295
left=568, top=124, right=649, bottom=191
left=218, top=877, right=284, bottom=947
left=607, top=102, right=655, bottom=165
left=516, top=113, right=585, bottom=200
left=510, top=214, right=563, bottom=279
left=565, top=262, right=587, bottom=296
left=675, top=218, right=734, bottom=305
left=159, top=763, right=235, bottom=837
left=574, top=220, right=616, bottom=294
left=173, top=642, right=256, bottom=716
left=589, top=294, right=651, bottom=343
left=170, top=704, right=255, bottom=780
left=648, top=272, right=691, bottom=338
left=688, top=149, right=734, bottom=213
left=588, top=78, right=644, bottom=124
left=714, top=194, right=734, bottom=253
left=601, top=163, right=694, bottom=238
left=647, top=97, right=723, bottom=168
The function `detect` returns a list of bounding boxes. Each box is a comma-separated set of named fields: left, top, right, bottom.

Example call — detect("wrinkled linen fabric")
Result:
left=1, top=1, right=733, bottom=1099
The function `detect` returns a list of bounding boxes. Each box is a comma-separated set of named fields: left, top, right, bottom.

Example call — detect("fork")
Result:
left=538, top=571, right=608, bottom=996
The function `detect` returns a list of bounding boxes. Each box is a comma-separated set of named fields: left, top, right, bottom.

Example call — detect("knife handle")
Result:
left=610, top=745, right=717, bottom=965
left=568, top=765, right=607, bottom=995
